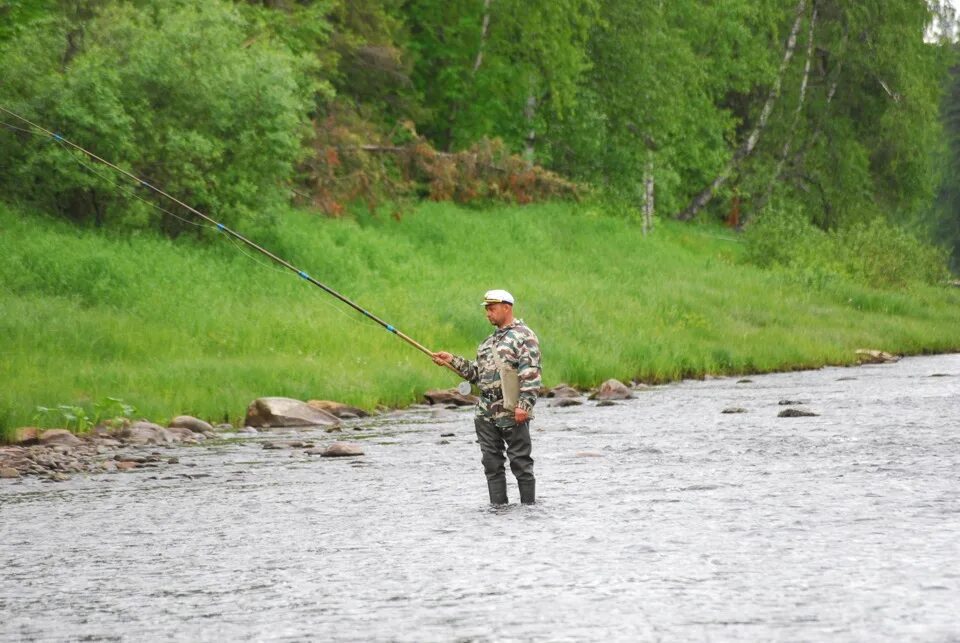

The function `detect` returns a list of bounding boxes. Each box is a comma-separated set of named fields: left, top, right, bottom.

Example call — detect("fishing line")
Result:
left=0, top=105, right=457, bottom=373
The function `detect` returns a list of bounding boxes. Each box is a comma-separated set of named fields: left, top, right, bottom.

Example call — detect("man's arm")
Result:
left=432, top=351, right=479, bottom=384
left=515, top=333, right=542, bottom=418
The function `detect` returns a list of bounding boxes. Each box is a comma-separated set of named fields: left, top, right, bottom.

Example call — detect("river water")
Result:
left=2, top=354, right=959, bottom=642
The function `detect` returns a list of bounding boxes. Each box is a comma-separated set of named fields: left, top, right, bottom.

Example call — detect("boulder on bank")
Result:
left=12, top=427, right=40, bottom=444
left=307, top=400, right=369, bottom=419
left=855, top=349, right=900, bottom=364
left=591, top=379, right=633, bottom=401
left=244, top=397, right=341, bottom=428
left=169, top=416, right=214, bottom=434
left=121, top=421, right=177, bottom=445
left=39, top=429, right=83, bottom=447
left=423, top=389, right=478, bottom=406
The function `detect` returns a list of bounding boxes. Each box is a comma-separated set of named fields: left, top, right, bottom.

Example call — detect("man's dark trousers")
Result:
left=474, top=415, right=535, bottom=504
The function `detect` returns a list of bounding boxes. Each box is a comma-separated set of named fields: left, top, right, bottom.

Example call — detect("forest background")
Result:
left=1, top=0, right=960, bottom=435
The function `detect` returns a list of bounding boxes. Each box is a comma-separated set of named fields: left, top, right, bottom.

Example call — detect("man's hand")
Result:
left=514, top=407, right=530, bottom=424
left=432, top=351, right=453, bottom=367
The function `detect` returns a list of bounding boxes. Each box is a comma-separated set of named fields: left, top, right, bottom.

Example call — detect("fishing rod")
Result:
left=0, top=105, right=464, bottom=379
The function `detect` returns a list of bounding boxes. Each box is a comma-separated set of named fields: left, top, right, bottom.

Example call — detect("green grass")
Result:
left=2, top=201, right=959, bottom=439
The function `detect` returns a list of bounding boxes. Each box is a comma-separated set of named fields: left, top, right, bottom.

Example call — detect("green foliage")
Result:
left=744, top=207, right=950, bottom=288
left=0, top=1, right=311, bottom=232
left=33, top=397, right=137, bottom=433
left=2, top=201, right=959, bottom=439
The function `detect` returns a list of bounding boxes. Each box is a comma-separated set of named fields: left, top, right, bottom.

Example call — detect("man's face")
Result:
left=484, top=302, right=511, bottom=326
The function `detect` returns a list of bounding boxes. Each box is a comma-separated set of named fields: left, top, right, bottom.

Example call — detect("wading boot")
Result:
left=488, top=478, right=508, bottom=505
left=518, top=480, right=536, bottom=505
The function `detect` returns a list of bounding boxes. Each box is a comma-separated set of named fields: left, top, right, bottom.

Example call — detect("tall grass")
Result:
left=2, top=201, right=959, bottom=438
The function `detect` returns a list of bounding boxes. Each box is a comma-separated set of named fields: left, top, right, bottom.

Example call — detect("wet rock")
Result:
left=12, top=427, right=40, bottom=444
left=325, top=426, right=343, bottom=433
left=244, top=397, right=341, bottom=429
left=47, top=472, right=71, bottom=482
left=304, top=448, right=326, bottom=456
left=0, top=467, right=21, bottom=479
left=591, top=379, right=633, bottom=401
left=855, top=349, right=900, bottom=364
left=169, top=416, right=214, bottom=434
left=423, top=389, right=478, bottom=407
left=737, top=379, right=754, bottom=384
left=39, top=429, right=82, bottom=448
left=546, top=385, right=581, bottom=399
left=262, top=442, right=284, bottom=450
left=99, top=460, right=117, bottom=472
left=778, top=408, right=819, bottom=418
left=215, top=423, right=234, bottom=431
left=440, top=432, right=455, bottom=437
left=237, top=426, right=258, bottom=435
left=307, top=400, right=370, bottom=418
left=321, top=442, right=364, bottom=457
left=929, top=373, right=952, bottom=378
left=121, top=422, right=177, bottom=445
left=722, top=407, right=748, bottom=414
left=778, top=400, right=805, bottom=406
left=837, top=376, right=857, bottom=381
left=551, top=398, right=583, bottom=408
left=115, top=461, right=138, bottom=471
left=596, top=400, right=618, bottom=407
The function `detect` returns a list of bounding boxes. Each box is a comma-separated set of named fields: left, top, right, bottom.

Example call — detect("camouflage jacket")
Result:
left=450, top=319, right=542, bottom=419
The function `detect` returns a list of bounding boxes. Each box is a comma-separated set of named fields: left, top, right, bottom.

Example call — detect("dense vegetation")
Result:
left=1, top=1, right=959, bottom=438
left=1, top=0, right=958, bottom=246
left=2, top=200, right=958, bottom=439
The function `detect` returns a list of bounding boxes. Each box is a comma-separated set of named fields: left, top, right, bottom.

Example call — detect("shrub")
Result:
left=0, top=2, right=311, bottom=233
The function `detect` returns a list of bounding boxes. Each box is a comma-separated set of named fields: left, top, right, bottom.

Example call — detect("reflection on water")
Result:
left=2, top=355, right=959, bottom=641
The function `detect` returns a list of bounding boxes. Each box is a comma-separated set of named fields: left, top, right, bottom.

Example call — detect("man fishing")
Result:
left=432, top=290, right=542, bottom=505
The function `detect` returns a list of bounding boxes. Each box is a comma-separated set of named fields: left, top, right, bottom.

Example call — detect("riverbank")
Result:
left=2, top=201, right=959, bottom=440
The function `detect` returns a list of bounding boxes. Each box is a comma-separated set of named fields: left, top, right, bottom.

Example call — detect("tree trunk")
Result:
left=524, top=87, right=537, bottom=168
left=472, top=0, right=493, bottom=75
left=642, top=150, right=655, bottom=235
left=674, top=0, right=807, bottom=221
left=754, top=1, right=818, bottom=217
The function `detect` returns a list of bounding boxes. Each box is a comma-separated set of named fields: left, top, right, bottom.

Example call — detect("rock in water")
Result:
left=591, top=379, right=633, bottom=401
left=722, top=407, right=748, bottom=414
left=0, top=467, right=21, bottom=479
left=546, top=385, right=581, bottom=399
left=244, top=397, right=341, bottom=428
left=321, top=442, right=364, bottom=458
left=307, top=400, right=370, bottom=418
left=423, top=389, right=478, bottom=406
left=121, top=422, right=177, bottom=445
left=551, top=398, right=583, bottom=408
left=778, top=408, right=819, bottom=418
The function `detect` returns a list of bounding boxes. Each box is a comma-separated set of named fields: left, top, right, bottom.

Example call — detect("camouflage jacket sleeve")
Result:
left=449, top=354, right=480, bottom=385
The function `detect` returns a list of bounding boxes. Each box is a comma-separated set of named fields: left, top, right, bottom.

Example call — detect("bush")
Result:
left=744, top=208, right=949, bottom=288
left=0, top=2, right=311, bottom=233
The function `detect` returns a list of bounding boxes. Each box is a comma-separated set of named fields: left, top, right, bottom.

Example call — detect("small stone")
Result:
left=737, top=379, right=754, bottom=384
left=596, top=400, right=618, bottom=407
left=778, top=400, right=805, bottom=406
left=167, top=457, right=179, bottom=464
left=591, top=379, right=633, bottom=401
left=262, top=442, right=283, bottom=450
left=778, top=408, right=819, bottom=418
left=722, top=407, right=748, bottom=414
left=440, top=432, right=455, bottom=437
left=325, top=427, right=343, bottom=433
left=552, top=398, right=583, bottom=408
left=39, top=429, right=82, bottom=447
left=116, top=461, right=138, bottom=471
left=169, top=415, right=214, bottom=433
left=47, top=472, right=70, bottom=482
left=0, top=467, right=21, bottom=479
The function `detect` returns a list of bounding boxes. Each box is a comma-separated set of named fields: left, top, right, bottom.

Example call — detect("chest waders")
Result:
left=482, top=350, right=535, bottom=505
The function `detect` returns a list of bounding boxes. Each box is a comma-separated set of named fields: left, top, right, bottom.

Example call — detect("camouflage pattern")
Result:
left=450, top=319, right=542, bottom=420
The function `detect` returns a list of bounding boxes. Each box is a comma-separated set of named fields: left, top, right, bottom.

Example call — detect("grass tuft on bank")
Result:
left=2, top=201, right=958, bottom=439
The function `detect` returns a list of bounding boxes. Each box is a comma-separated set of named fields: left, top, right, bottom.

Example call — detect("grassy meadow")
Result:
left=2, top=201, right=959, bottom=439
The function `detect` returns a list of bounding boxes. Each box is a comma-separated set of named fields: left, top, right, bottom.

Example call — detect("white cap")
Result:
left=482, top=289, right=514, bottom=306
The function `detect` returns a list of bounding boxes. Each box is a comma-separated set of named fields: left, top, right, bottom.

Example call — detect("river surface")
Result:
left=2, top=354, right=959, bottom=642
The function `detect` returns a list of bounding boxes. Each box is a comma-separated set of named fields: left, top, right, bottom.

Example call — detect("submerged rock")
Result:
left=722, top=407, right=748, bottom=414
left=423, top=389, right=478, bottom=407
left=778, top=408, right=819, bottom=418
left=778, top=400, right=806, bottom=406
left=321, top=442, right=364, bottom=457
left=551, top=398, right=583, bottom=408
left=244, top=397, right=341, bottom=429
